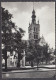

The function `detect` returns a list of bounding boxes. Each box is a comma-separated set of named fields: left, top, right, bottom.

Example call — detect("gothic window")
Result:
left=29, top=34, right=30, bottom=39
left=36, top=35, right=38, bottom=39
left=34, top=35, right=35, bottom=39
left=34, top=35, right=38, bottom=39
left=36, top=28, right=37, bottom=32
left=29, top=33, right=31, bottom=39
left=34, top=27, right=35, bottom=32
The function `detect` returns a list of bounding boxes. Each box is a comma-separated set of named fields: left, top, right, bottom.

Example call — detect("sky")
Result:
left=1, top=2, right=55, bottom=49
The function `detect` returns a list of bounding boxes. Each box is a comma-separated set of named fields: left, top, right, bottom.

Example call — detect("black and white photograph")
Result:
left=1, top=1, right=56, bottom=78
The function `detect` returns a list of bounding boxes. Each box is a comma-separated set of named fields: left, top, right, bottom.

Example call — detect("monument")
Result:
left=20, top=49, right=25, bottom=68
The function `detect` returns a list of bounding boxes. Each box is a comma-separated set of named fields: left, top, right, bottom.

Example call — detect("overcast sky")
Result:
left=1, top=2, right=55, bottom=49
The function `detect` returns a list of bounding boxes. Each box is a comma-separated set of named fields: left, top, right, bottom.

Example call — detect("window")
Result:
left=34, top=35, right=38, bottom=39
left=34, top=35, right=35, bottom=39
left=34, top=27, right=35, bottom=32
left=29, top=33, right=31, bottom=39
left=36, top=28, right=37, bottom=32
left=36, top=35, right=38, bottom=39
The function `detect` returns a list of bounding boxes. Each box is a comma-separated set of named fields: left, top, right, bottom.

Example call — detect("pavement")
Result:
left=2, top=69, right=56, bottom=78
left=2, top=65, right=56, bottom=73
left=5, top=68, right=56, bottom=73
left=2, top=65, right=56, bottom=78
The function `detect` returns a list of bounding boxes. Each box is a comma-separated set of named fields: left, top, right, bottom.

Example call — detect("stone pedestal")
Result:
left=7, top=58, right=10, bottom=67
left=20, top=60, right=22, bottom=67
left=14, top=59, right=16, bottom=67
left=20, top=50, right=25, bottom=67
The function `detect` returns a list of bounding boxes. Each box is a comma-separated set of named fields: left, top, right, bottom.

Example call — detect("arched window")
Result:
left=36, top=35, right=38, bottom=39
left=34, top=27, right=35, bottom=32
left=34, top=35, right=35, bottom=39
left=36, top=28, right=37, bottom=32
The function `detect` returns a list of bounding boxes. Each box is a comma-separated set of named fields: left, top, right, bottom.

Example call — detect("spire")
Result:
left=31, top=2, right=36, bottom=24
left=32, top=2, right=35, bottom=15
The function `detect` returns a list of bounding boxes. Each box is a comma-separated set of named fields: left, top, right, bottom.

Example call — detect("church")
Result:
left=23, top=8, right=46, bottom=47
left=21, top=7, right=47, bottom=66
left=2, top=5, right=47, bottom=68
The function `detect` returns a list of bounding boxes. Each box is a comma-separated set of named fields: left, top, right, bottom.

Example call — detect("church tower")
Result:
left=28, top=4, right=40, bottom=44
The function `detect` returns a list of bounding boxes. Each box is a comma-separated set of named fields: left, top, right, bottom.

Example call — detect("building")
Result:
left=2, top=5, right=48, bottom=68
left=22, top=8, right=46, bottom=47
left=39, top=35, right=46, bottom=46
left=28, top=7, right=47, bottom=47
left=28, top=9, right=40, bottom=44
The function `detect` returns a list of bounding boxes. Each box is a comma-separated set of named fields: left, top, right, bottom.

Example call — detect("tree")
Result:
left=2, top=7, right=16, bottom=70
left=2, top=7, right=25, bottom=70
left=43, top=43, right=51, bottom=64
left=2, top=8, right=25, bottom=70
left=12, top=28, right=25, bottom=67
left=26, top=41, right=42, bottom=69
left=33, top=44, right=42, bottom=69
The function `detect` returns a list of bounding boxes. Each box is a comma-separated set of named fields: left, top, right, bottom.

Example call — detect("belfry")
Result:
left=28, top=3, right=40, bottom=44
